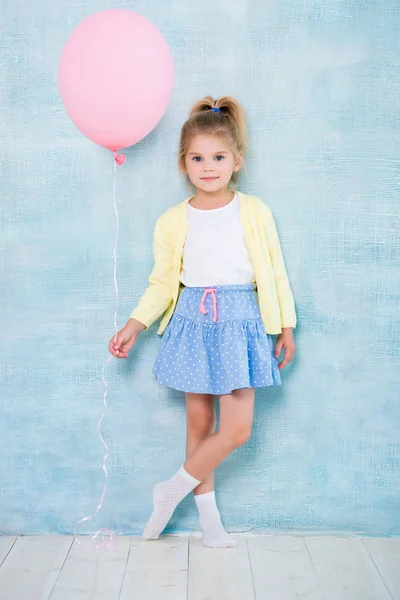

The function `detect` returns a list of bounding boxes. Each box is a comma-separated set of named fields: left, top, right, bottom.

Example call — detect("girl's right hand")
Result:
left=108, top=319, right=146, bottom=359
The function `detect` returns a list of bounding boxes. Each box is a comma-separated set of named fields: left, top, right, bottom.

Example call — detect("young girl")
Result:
left=109, top=96, right=296, bottom=548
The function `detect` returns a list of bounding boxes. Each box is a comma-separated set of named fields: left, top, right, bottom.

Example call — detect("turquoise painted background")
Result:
left=1, top=0, right=399, bottom=536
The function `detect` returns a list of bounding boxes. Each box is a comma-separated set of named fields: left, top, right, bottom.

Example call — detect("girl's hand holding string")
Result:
left=274, top=327, right=295, bottom=370
left=108, top=318, right=146, bottom=359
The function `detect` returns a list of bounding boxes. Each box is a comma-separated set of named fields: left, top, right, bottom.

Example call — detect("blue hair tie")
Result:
left=212, top=107, right=221, bottom=113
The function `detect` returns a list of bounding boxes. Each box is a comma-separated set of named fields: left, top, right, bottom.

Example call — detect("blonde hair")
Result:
left=178, top=95, right=248, bottom=187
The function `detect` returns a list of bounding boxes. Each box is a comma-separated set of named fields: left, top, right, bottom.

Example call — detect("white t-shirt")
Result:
left=180, top=193, right=255, bottom=287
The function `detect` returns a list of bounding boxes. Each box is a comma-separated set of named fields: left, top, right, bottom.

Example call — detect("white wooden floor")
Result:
left=0, top=534, right=398, bottom=600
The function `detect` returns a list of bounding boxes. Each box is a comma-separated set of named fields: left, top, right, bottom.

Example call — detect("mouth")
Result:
left=201, top=177, right=219, bottom=182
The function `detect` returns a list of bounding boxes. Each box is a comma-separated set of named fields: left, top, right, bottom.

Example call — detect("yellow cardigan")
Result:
left=130, top=191, right=296, bottom=335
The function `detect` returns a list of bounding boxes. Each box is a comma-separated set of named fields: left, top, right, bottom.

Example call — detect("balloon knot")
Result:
left=113, top=151, right=126, bottom=165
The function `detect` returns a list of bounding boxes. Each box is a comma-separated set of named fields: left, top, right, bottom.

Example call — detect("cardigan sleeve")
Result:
left=262, top=204, right=297, bottom=329
left=129, top=216, right=175, bottom=329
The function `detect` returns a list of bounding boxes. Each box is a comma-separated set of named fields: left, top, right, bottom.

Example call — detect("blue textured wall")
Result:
left=1, top=0, right=399, bottom=536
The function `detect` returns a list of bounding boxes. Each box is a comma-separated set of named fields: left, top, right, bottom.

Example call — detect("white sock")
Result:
left=194, top=490, right=237, bottom=548
left=142, top=466, right=202, bottom=541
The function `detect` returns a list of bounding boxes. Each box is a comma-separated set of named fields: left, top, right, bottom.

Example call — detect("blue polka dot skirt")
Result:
left=153, top=284, right=281, bottom=395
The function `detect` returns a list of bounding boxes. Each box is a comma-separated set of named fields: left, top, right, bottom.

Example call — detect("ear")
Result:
left=233, top=151, right=244, bottom=172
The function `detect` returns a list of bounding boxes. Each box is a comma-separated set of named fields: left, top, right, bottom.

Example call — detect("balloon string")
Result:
left=73, top=156, right=121, bottom=550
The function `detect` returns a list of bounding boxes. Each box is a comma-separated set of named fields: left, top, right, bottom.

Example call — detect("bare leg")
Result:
left=142, top=393, right=216, bottom=541
left=185, top=392, right=216, bottom=496
left=183, top=388, right=255, bottom=481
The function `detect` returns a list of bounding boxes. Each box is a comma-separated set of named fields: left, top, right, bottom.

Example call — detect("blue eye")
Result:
left=215, top=155, right=225, bottom=161
left=192, top=156, right=202, bottom=162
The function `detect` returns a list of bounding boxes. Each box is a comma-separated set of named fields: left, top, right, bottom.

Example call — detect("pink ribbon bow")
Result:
left=200, top=288, right=218, bottom=323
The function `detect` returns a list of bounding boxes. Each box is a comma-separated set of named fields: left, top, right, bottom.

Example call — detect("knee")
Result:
left=187, top=411, right=216, bottom=437
left=220, top=426, right=252, bottom=448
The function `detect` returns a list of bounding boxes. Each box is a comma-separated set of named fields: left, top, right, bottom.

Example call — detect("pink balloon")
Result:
left=58, top=9, right=174, bottom=152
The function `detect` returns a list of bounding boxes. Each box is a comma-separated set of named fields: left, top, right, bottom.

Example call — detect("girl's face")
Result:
left=184, top=134, right=243, bottom=192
